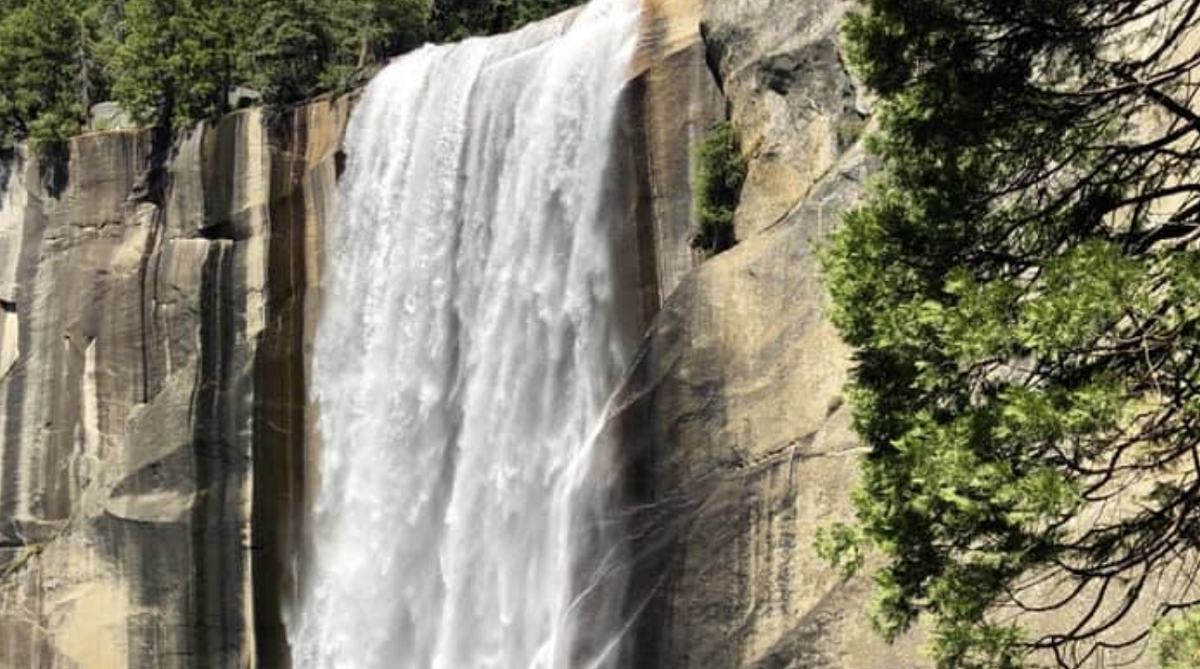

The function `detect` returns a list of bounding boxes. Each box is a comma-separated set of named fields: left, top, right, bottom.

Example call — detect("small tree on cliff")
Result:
left=820, top=0, right=1200, bottom=667
left=691, top=121, right=746, bottom=256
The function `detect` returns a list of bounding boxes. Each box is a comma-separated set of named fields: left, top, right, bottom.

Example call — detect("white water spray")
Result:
left=288, top=2, right=641, bottom=668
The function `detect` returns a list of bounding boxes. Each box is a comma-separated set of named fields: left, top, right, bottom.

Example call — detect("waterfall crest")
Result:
left=288, top=2, right=641, bottom=668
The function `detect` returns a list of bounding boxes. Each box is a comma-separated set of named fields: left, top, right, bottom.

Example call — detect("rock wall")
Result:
left=622, top=1, right=927, bottom=668
left=0, top=99, right=349, bottom=669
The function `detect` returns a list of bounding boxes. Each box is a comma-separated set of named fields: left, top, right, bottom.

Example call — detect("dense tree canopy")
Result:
left=0, top=0, right=89, bottom=148
left=431, top=0, right=578, bottom=40
left=822, top=0, right=1200, bottom=667
left=114, top=0, right=248, bottom=128
left=0, top=0, right=580, bottom=148
left=244, top=0, right=332, bottom=103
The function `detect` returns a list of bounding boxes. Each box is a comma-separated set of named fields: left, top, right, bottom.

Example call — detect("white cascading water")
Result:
left=288, top=2, right=641, bottom=669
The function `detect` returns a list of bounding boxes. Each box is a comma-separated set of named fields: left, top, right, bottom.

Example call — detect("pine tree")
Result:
left=691, top=121, right=745, bottom=256
left=245, top=0, right=329, bottom=104
left=820, top=0, right=1200, bottom=667
left=0, top=0, right=87, bottom=147
left=329, top=0, right=427, bottom=67
left=0, top=0, right=582, bottom=143
left=113, top=0, right=245, bottom=129
left=431, top=0, right=578, bottom=41
left=80, top=0, right=127, bottom=105
left=317, top=0, right=427, bottom=92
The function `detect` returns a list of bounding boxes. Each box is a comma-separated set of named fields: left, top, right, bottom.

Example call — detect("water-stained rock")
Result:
left=702, top=0, right=866, bottom=241
left=620, top=1, right=925, bottom=668
left=618, top=136, right=927, bottom=668
left=0, top=97, right=351, bottom=669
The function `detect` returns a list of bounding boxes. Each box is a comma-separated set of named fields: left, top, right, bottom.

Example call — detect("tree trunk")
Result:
left=78, top=16, right=90, bottom=119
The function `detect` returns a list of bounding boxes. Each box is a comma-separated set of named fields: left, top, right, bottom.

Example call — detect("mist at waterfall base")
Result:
left=287, top=2, right=642, bottom=669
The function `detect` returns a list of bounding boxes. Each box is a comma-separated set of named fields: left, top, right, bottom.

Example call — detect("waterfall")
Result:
left=288, top=2, right=641, bottom=669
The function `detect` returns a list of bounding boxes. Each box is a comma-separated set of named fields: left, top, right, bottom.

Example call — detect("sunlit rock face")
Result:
left=702, top=0, right=869, bottom=241
left=0, top=100, right=350, bottom=669
left=619, top=2, right=929, bottom=669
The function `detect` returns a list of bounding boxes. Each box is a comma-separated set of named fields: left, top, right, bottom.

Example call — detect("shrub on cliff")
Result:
left=691, top=121, right=746, bottom=256
left=820, top=0, right=1200, bottom=667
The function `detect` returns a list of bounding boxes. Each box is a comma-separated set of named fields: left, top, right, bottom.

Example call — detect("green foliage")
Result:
left=822, top=0, right=1200, bottom=667
left=114, top=0, right=257, bottom=128
left=815, top=521, right=865, bottom=577
left=691, top=121, right=746, bottom=256
left=113, top=0, right=419, bottom=126
left=319, top=0, right=427, bottom=93
left=0, top=0, right=87, bottom=149
left=432, top=0, right=579, bottom=41
left=243, top=0, right=331, bottom=103
left=0, top=0, right=582, bottom=142
left=78, top=1, right=123, bottom=100
left=330, top=0, right=426, bottom=67
left=1158, top=609, right=1200, bottom=669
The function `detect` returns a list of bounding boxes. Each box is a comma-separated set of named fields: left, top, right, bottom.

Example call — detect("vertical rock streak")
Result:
left=290, top=2, right=640, bottom=668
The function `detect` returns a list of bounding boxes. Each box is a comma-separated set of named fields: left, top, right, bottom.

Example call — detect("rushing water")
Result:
left=288, top=2, right=641, bottom=668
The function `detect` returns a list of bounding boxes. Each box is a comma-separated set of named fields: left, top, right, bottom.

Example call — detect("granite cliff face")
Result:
left=0, top=101, right=349, bottom=669
left=622, top=2, right=926, bottom=668
left=0, top=2, right=927, bottom=669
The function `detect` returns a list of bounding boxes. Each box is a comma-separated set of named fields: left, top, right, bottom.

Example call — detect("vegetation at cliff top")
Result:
left=820, top=0, right=1200, bottom=668
left=0, top=0, right=579, bottom=152
left=433, top=0, right=582, bottom=41
left=691, top=121, right=747, bottom=256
